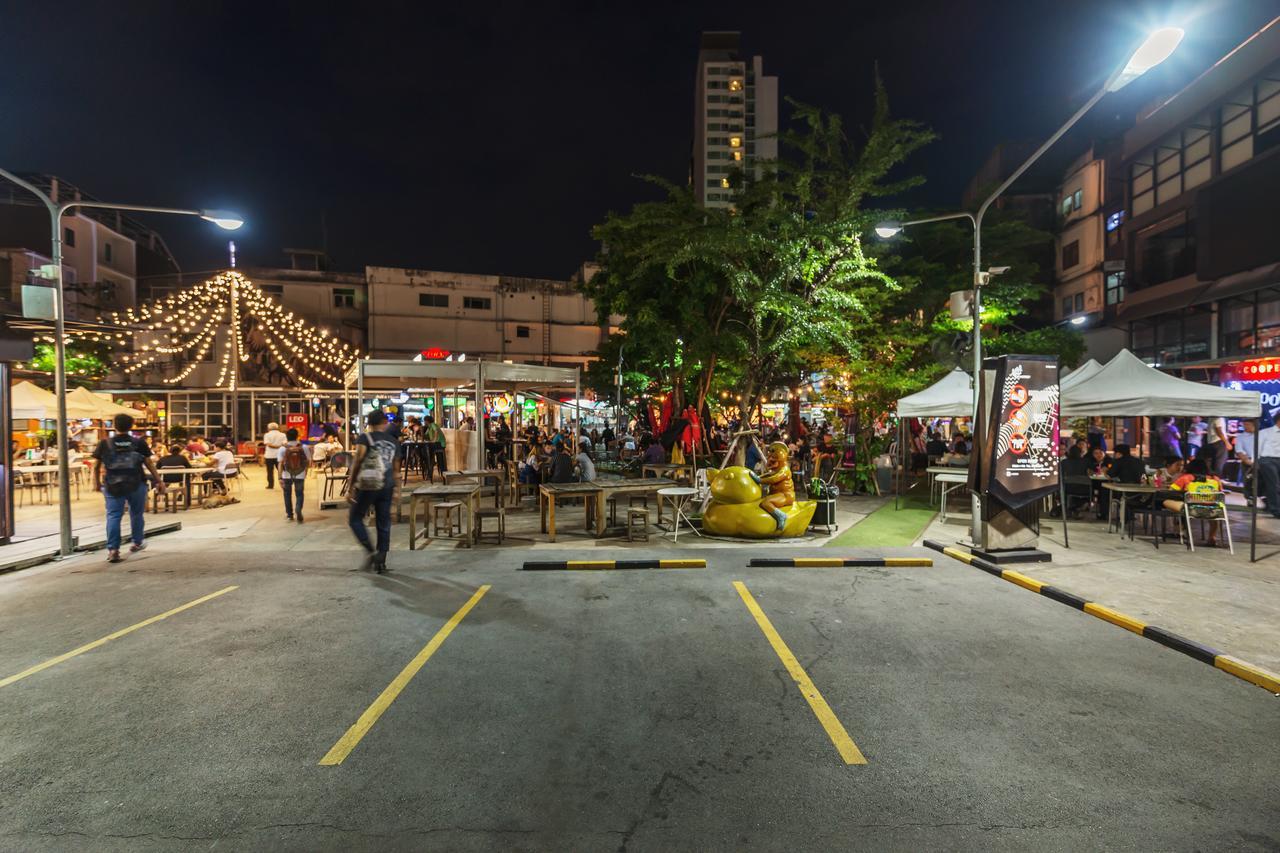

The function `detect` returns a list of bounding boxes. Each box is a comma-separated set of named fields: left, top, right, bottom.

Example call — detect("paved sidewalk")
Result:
left=918, top=507, right=1280, bottom=674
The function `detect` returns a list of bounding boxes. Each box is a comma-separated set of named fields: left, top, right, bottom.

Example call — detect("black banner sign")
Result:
left=982, top=355, right=1060, bottom=510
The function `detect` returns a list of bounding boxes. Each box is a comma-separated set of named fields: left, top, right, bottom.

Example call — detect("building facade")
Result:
left=0, top=174, right=180, bottom=322
left=1107, top=18, right=1280, bottom=370
left=366, top=263, right=616, bottom=367
left=691, top=31, right=779, bottom=208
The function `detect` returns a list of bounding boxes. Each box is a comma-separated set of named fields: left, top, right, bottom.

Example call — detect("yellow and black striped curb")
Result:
left=749, top=557, right=933, bottom=568
left=923, top=540, right=1280, bottom=695
left=521, top=559, right=707, bottom=571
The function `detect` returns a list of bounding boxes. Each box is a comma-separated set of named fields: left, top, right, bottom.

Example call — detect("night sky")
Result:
left=3, top=0, right=1277, bottom=280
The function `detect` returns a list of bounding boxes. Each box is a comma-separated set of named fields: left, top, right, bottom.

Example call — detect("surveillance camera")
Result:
left=988, top=266, right=1011, bottom=275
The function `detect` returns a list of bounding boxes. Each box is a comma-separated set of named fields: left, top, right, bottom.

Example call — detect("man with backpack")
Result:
left=93, top=413, right=165, bottom=564
left=346, top=410, right=398, bottom=572
left=279, top=428, right=311, bottom=523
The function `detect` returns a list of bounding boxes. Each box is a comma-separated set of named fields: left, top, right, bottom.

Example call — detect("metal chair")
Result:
left=1183, top=490, right=1232, bottom=554
left=322, top=452, right=352, bottom=503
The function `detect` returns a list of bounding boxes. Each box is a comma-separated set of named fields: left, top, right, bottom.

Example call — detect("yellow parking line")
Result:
left=319, top=584, right=490, bottom=766
left=0, top=585, right=238, bottom=689
left=733, top=581, right=867, bottom=765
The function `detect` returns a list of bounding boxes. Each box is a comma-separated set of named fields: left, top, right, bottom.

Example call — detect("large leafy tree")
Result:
left=585, top=80, right=935, bottom=424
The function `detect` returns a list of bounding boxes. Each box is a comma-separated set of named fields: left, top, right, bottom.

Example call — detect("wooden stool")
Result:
left=189, top=478, right=214, bottom=505
left=152, top=487, right=181, bottom=513
left=432, top=501, right=463, bottom=537
left=627, top=507, right=650, bottom=542
left=476, top=506, right=505, bottom=543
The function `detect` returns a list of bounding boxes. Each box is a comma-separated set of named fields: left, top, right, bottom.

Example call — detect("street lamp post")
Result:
left=0, top=167, right=243, bottom=558
left=876, top=27, right=1184, bottom=543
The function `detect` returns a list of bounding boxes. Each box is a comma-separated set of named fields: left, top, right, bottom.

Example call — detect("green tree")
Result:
left=585, top=79, right=935, bottom=426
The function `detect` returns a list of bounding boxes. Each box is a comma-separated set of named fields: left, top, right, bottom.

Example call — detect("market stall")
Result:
left=893, top=368, right=974, bottom=509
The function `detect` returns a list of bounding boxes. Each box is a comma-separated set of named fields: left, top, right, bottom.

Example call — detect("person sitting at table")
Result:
left=312, top=432, right=342, bottom=468
left=157, top=445, right=192, bottom=485
left=548, top=442, right=575, bottom=484
left=1106, top=443, right=1145, bottom=483
left=186, top=435, right=208, bottom=457
left=203, top=439, right=237, bottom=495
left=575, top=444, right=597, bottom=482
left=1161, top=458, right=1224, bottom=547
left=1088, top=446, right=1113, bottom=475
left=519, top=444, right=544, bottom=485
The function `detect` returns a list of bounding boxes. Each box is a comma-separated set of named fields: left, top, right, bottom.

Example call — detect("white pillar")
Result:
left=473, top=361, right=484, bottom=470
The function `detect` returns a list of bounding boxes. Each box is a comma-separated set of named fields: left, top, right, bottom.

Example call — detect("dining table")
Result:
left=1101, top=481, right=1157, bottom=535
left=408, top=482, right=481, bottom=549
left=641, top=462, right=694, bottom=484
left=156, top=467, right=207, bottom=510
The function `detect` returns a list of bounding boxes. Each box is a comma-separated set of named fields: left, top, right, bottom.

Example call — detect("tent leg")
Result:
left=1059, top=476, right=1069, bottom=548
left=1251, top=417, right=1259, bottom=563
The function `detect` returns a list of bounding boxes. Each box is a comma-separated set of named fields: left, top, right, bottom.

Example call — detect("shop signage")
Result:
left=982, top=355, right=1060, bottom=509
left=284, top=412, right=309, bottom=434
left=1221, top=358, right=1280, bottom=426
left=420, top=347, right=451, bottom=360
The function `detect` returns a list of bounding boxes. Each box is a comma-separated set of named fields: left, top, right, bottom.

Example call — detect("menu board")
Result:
left=984, top=356, right=1060, bottom=510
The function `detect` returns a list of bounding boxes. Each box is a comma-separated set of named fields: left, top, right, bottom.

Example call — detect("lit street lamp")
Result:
left=0, top=166, right=243, bottom=558
left=876, top=26, right=1183, bottom=542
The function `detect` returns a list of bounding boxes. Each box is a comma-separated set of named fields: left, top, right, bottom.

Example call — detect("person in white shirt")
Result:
left=1254, top=422, right=1280, bottom=518
left=1202, top=416, right=1230, bottom=475
left=262, top=423, right=287, bottom=490
left=204, top=440, right=237, bottom=494
left=312, top=434, right=341, bottom=469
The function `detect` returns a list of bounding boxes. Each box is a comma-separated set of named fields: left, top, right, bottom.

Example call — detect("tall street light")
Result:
left=876, top=26, right=1183, bottom=542
left=0, top=167, right=243, bottom=558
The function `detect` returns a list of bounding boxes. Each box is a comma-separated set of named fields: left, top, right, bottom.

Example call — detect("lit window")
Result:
left=1073, top=189, right=1083, bottom=210
left=720, top=178, right=730, bottom=188
left=729, top=136, right=742, bottom=147
left=733, top=150, right=743, bottom=161
left=728, top=79, right=742, bottom=91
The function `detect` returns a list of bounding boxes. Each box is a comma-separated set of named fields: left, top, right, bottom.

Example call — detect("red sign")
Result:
left=285, top=413, right=309, bottom=434
left=421, top=347, right=451, bottom=360
left=1221, top=358, right=1280, bottom=382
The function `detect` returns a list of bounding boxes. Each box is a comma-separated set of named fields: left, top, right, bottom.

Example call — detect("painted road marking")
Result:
left=522, top=559, right=706, bottom=570
left=0, top=585, right=239, bottom=689
left=319, top=584, right=491, bottom=766
left=750, top=557, right=933, bottom=568
left=733, top=581, right=867, bottom=765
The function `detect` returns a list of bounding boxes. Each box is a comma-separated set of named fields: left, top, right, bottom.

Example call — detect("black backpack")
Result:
left=102, top=437, right=144, bottom=497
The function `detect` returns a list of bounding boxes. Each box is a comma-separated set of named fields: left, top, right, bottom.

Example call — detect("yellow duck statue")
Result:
left=701, top=443, right=816, bottom=538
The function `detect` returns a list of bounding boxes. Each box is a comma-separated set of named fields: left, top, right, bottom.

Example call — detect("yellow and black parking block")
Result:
left=749, top=557, right=933, bottom=568
left=522, top=559, right=706, bottom=571
left=924, top=539, right=1280, bottom=695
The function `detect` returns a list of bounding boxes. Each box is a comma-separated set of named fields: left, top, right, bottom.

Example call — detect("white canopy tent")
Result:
left=1061, top=349, right=1260, bottom=418
left=1055, top=348, right=1264, bottom=560
left=895, top=368, right=974, bottom=418
left=67, top=386, right=136, bottom=420
left=11, top=381, right=60, bottom=420
left=1060, top=358, right=1102, bottom=392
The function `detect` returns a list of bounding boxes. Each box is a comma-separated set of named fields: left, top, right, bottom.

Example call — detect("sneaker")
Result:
left=107, top=549, right=122, bottom=563
left=374, top=553, right=387, bottom=574
left=285, top=514, right=293, bottom=521
left=130, top=542, right=146, bottom=554
left=296, top=513, right=304, bottom=524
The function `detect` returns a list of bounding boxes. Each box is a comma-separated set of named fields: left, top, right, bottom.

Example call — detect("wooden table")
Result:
left=591, top=477, right=675, bottom=535
left=157, top=467, right=204, bottom=510
left=1101, top=481, right=1157, bottom=535
left=408, top=483, right=481, bottom=549
left=446, top=468, right=506, bottom=507
left=539, top=482, right=601, bottom=543
left=15, top=465, right=60, bottom=505
left=642, top=462, right=694, bottom=484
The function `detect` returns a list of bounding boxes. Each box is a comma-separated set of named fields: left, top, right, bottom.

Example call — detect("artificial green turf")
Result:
left=825, top=496, right=937, bottom=548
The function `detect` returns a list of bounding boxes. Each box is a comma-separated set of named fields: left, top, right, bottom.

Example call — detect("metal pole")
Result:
left=474, top=362, right=484, bottom=470
left=1251, top=417, right=1259, bottom=563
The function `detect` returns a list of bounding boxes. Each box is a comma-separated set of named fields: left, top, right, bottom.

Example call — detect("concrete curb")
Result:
left=522, top=559, right=706, bottom=571
left=749, top=557, right=933, bottom=567
left=924, top=540, right=1280, bottom=695
left=0, top=522, right=183, bottom=575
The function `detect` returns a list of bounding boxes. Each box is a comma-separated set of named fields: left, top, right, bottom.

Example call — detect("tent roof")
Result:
left=1060, top=359, right=1102, bottom=391
left=896, top=368, right=973, bottom=418
left=1061, top=349, right=1260, bottom=417
left=66, top=386, right=134, bottom=419
left=11, top=380, right=58, bottom=420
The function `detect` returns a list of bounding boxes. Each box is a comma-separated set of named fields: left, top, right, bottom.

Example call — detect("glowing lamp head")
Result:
left=1108, top=27, right=1184, bottom=92
left=874, top=221, right=903, bottom=239
left=199, top=210, right=245, bottom=231
left=1070, top=315, right=1087, bottom=326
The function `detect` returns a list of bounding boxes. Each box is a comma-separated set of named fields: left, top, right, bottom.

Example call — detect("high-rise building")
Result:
left=692, top=32, right=778, bottom=208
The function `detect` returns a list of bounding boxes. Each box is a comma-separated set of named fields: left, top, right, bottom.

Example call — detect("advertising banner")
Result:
left=984, top=355, right=1060, bottom=510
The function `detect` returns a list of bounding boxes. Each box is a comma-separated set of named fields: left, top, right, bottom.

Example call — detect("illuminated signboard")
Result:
left=420, top=347, right=451, bottom=360
left=982, top=355, right=1060, bottom=509
left=1221, top=358, right=1280, bottom=427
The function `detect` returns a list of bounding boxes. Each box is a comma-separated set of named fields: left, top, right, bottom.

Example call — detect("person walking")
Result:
left=1202, top=416, right=1230, bottom=475
left=279, top=428, right=311, bottom=523
left=263, top=422, right=286, bottom=489
left=346, top=411, right=398, bottom=572
left=93, top=413, right=165, bottom=564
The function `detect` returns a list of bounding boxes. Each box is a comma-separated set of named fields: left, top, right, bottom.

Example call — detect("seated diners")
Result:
left=1161, top=459, right=1225, bottom=547
left=157, top=445, right=192, bottom=485
left=203, top=439, right=236, bottom=494
left=312, top=430, right=342, bottom=467
left=1106, top=443, right=1146, bottom=483
left=548, top=441, right=575, bottom=483
left=575, top=443, right=597, bottom=482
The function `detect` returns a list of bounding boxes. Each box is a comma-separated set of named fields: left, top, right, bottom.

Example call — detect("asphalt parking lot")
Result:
left=0, top=546, right=1276, bottom=851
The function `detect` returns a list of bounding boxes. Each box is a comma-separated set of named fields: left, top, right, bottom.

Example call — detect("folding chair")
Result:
left=1183, top=490, right=1232, bottom=554
left=322, top=452, right=352, bottom=504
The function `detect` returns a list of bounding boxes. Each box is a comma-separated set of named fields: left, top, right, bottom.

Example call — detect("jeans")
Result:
left=282, top=477, right=305, bottom=517
left=1258, top=457, right=1280, bottom=513
left=265, top=457, right=278, bottom=488
left=349, top=483, right=394, bottom=554
left=105, top=481, right=148, bottom=551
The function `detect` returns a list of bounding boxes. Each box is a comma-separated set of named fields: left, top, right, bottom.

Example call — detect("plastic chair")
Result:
left=1183, top=490, right=1232, bottom=554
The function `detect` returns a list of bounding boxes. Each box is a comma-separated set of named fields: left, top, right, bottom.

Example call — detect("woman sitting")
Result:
left=1161, top=458, right=1225, bottom=547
